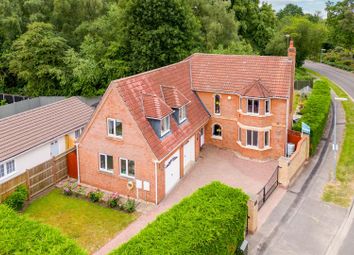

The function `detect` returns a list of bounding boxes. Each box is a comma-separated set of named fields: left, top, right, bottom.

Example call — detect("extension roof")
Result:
left=89, top=53, right=293, bottom=161
left=0, top=97, right=94, bottom=162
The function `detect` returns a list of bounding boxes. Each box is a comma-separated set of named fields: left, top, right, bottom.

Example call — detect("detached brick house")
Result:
left=78, top=42, right=296, bottom=204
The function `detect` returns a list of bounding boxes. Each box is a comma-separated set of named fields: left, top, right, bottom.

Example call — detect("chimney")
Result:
left=288, top=39, right=296, bottom=63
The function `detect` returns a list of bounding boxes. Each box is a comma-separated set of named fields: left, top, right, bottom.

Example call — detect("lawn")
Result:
left=24, top=189, right=137, bottom=253
left=306, top=69, right=354, bottom=207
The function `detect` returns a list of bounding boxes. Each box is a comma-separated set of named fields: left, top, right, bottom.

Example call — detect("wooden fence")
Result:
left=0, top=147, right=75, bottom=202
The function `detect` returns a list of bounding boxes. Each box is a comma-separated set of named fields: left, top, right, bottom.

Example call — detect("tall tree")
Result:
left=8, top=22, right=71, bottom=96
left=326, top=0, right=354, bottom=48
left=277, top=4, right=304, bottom=20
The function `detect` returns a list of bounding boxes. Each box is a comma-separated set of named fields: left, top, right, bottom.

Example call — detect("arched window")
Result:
left=214, top=95, right=220, bottom=114
left=213, top=124, right=222, bottom=137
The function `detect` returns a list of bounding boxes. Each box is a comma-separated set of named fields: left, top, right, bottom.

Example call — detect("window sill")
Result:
left=212, top=135, right=222, bottom=140
left=120, top=174, right=135, bottom=180
left=99, top=169, right=114, bottom=175
left=236, top=141, right=272, bottom=151
left=106, top=135, right=123, bottom=141
left=160, top=130, right=171, bottom=138
left=237, top=110, right=273, bottom=117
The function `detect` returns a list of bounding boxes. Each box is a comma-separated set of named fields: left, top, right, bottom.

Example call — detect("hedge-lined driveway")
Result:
left=96, top=145, right=278, bottom=255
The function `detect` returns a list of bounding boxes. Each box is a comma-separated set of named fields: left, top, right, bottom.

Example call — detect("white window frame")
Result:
left=161, top=115, right=171, bottom=137
left=0, top=160, right=16, bottom=180
left=247, top=99, right=260, bottom=115
left=212, top=124, right=222, bottom=139
left=246, top=130, right=258, bottom=147
left=120, top=158, right=135, bottom=178
left=99, top=153, right=113, bottom=173
left=107, top=118, right=123, bottom=138
left=265, top=99, right=271, bottom=114
left=264, top=130, right=270, bottom=147
left=214, top=94, right=221, bottom=115
left=179, top=105, right=187, bottom=123
left=74, top=128, right=84, bottom=140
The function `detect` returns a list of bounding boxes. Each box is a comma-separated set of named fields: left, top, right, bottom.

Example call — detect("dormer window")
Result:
left=161, top=115, right=170, bottom=137
left=214, top=95, right=221, bottom=115
left=178, top=105, right=187, bottom=123
left=247, top=99, right=259, bottom=114
left=265, top=99, right=270, bottom=114
left=107, top=118, right=122, bottom=138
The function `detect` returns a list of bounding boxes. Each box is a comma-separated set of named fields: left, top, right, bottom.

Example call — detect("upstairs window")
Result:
left=265, top=130, right=270, bottom=147
left=75, top=128, right=84, bottom=140
left=265, top=99, right=270, bottom=114
left=214, top=95, right=221, bottom=115
left=179, top=105, right=187, bottom=123
left=246, top=130, right=258, bottom=147
left=108, top=118, right=122, bottom=138
left=120, top=158, right=135, bottom=178
left=99, top=153, right=113, bottom=173
left=247, top=99, right=259, bottom=114
left=212, top=124, right=222, bottom=137
left=161, top=116, right=170, bottom=137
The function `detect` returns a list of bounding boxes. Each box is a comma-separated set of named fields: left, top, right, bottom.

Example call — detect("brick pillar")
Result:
left=247, top=198, right=258, bottom=234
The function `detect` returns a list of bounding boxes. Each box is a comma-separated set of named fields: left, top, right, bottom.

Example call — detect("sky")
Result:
left=264, top=0, right=340, bottom=16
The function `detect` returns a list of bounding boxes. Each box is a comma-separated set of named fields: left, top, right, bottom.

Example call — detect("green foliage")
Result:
left=293, top=80, right=331, bottom=155
left=107, top=193, right=120, bottom=208
left=111, top=182, right=249, bottom=255
left=295, top=68, right=313, bottom=81
left=0, top=99, right=7, bottom=106
left=3, top=185, right=28, bottom=211
left=122, top=199, right=136, bottom=213
left=0, top=204, right=86, bottom=254
left=277, top=4, right=304, bottom=20
left=323, top=47, right=354, bottom=72
left=211, top=40, right=254, bottom=55
left=88, top=189, right=104, bottom=202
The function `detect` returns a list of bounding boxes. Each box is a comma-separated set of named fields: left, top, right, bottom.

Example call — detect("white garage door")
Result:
left=165, top=150, right=180, bottom=195
left=183, top=136, right=195, bottom=173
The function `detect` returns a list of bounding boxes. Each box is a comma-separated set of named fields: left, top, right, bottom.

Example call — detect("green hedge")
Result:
left=293, top=80, right=331, bottom=155
left=4, top=185, right=28, bottom=211
left=0, top=204, right=86, bottom=255
left=111, top=182, right=249, bottom=255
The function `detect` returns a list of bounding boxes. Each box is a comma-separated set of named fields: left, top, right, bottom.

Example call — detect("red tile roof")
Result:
left=161, top=86, right=190, bottom=108
left=114, top=61, right=210, bottom=161
left=142, top=93, right=173, bottom=119
left=241, top=79, right=272, bottom=98
left=189, top=53, right=293, bottom=98
left=0, top=97, right=94, bottom=162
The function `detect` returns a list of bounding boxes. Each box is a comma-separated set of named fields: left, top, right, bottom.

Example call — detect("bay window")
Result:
left=247, top=99, right=259, bottom=114
left=246, top=130, right=258, bottom=147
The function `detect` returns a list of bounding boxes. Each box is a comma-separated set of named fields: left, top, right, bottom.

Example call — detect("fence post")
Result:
left=52, top=158, right=57, bottom=184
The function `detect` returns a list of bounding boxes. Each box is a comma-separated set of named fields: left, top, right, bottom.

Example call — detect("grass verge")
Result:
left=306, top=68, right=354, bottom=207
left=24, top=189, right=137, bottom=253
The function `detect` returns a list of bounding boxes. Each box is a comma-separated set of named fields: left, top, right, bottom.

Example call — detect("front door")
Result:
left=165, top=150, right=180, bottom=195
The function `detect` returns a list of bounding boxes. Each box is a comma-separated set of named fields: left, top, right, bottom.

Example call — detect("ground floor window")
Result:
left=120, top=158, right=135, bottom=178
left=212, top=124, right=222, bottom=137
left=99, top=153, right=113, bottom=173
left=0, top=160, right=16, bottom=179
left=264, top=130, right=270, bottom=147
left=246, top=130, right=258, bottom=147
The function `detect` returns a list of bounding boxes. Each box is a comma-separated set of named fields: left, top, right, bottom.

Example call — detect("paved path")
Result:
left=95, top=146, right=278, bottom=255
left=247, top=92, right=347, bottom=254
left=304, top=61, right=354, bottom=100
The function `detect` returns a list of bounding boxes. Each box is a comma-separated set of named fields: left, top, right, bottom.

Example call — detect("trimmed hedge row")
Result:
left=111, top=182, right=249, bottom=255
left=0, top=204, right=85, bottom=255
left=293, top=79, right=331, bottom=155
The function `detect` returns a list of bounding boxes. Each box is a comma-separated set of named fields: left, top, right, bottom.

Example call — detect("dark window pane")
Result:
left=247, top=130, right=252, bottom=145
left=121, top=159, right=127, bottom=175
left=265, top=100, right=270, bottom=113
left=253, top=131, right=258, bottom=146
left=108, top=120, right=114, bottom=135
left=213, top=124, right=222, bottom=136
left=254, top=100, right=259, bottom=114
left=0, top=164, right=4, bottom=177
left=100, top=155, right=106, bottom=169
left=107, top=155, right=113, bottom=170
left=128, top=160, right=135, bottom=176
left=265, top=131, right=269, bottom=146
left=248, top=99, right=253, bottom=112
left=115, top=121, right=122, bottom=136
left=215, top=95, right=220, bottom=114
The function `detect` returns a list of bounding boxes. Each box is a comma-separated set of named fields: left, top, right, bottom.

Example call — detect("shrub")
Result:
left=88, top=189, right=104, bottom=203
left=4, top=185, right=28, bottom=211
left=107, top=193, right=120, bottom=208
left=293, top=80, right=331, bottom=155
left=123, top=199, right=136, bottom=213
left=111, top=182, right=249, bottom=255
left=0, top=204, right=85, bottom=254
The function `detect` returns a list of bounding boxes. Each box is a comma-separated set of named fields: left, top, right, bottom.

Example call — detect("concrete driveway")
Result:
left=96, top=145, right=278, bottom=255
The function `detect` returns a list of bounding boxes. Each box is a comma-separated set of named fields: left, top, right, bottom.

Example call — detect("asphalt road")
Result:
left=304, top=61, right=354, bottom=100
left=304, top=61, right=354, bottom=254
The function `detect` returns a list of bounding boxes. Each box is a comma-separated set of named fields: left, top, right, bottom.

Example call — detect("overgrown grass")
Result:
left=296, top=67, right=314, bottom=81
left=24, top=189, right=137, bottom=253
left=306, top=69, right=354, bottom=207
left=293, top=91, right=300, bottom=110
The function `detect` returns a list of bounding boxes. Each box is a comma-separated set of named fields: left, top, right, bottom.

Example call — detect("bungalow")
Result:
left=78, top=41, right=296, bottom=204
left=0, top=97, right=94, bottom=184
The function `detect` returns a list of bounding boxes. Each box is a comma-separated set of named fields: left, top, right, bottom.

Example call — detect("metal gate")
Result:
left=257, top=166, right=279, bottom=210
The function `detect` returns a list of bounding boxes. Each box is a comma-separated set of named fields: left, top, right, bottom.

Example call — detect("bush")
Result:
left=88, top=189, right=104, bottom=203
left=123, top=199, right=136, bottom=213
left=293, top=80, right=331, bottom=155
left=107, top=193, right=120, bottom=208
left=4, top=185, right=28, bottom=211
left=0, top=204, right=85, bottom=254
left=111, top=182, right=249, bottom=255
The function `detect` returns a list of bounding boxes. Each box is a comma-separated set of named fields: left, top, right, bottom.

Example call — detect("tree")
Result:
left=326, top=0, right=354, bottom=48
left=277, top=4, right=304, bottom=20
left=118, top=0, right=201, bottom=74
left=8, top=22, right=71, bottom=96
